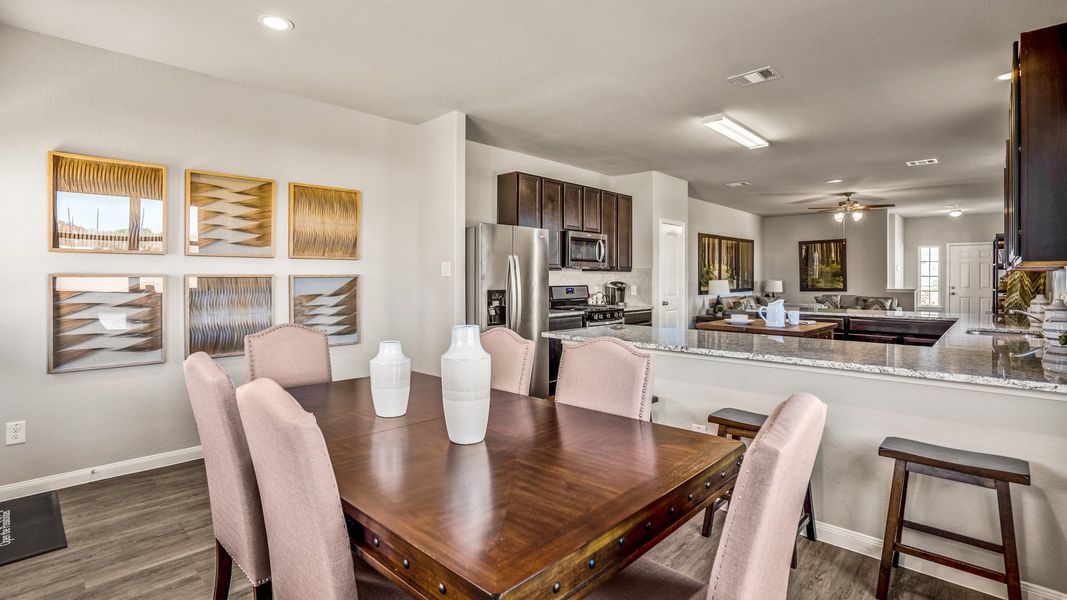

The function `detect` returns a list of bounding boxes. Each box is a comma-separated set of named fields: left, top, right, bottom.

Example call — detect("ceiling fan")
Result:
left=808, top=192, right=895, bottom=222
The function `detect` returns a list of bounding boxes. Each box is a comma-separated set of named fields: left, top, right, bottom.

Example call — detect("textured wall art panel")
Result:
left=186, top=170, right=274, bottom=257
left=49, top=275, right=165, bottom=373
left=186, top=275, right=273, bottom=357
left=290, top=275, right=360, bottom=346
left=289, top=182, right=361, bottom=259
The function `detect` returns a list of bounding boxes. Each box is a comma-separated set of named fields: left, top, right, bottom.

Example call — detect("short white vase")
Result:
left=441, top=325, right=492, bottom=445
left=369, top=341, right=410, bottom=418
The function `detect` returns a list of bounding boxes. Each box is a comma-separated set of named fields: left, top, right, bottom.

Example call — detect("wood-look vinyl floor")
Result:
left=0, top=461, right=995, bottom=600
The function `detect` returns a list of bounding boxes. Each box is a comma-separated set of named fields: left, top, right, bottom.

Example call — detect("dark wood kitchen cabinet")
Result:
left=1005, top=21, right=1067, bottom=267
left=617, top=194, right=633, bottom=271
left=562, top=182, right=583, bottom=231
left=601, top=192, right=617, bottom=269
left=497, top=172, right=542, bottom=228
left=582, top=187, right=602, bottom=233
left=541, top=178, right=563, bottom=270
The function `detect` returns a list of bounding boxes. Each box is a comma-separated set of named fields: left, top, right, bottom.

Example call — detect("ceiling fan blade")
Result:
left=807, top=208, right=839, bottom=213
left=856, top=204, right=896, bottom=209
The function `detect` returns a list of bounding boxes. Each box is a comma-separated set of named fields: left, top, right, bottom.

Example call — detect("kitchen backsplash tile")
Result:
left=549, top=268, right=652, bottom=306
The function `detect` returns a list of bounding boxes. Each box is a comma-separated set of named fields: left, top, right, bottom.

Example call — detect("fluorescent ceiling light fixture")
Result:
left=702, top=114, right=768, bottom=149
left=258, top=14, right=294, bottom=31
left=833, top=212, right=845, bottom=223
left=995, top=72, right=1013, bottom=81
left=825, top=179, right=844, bottom=184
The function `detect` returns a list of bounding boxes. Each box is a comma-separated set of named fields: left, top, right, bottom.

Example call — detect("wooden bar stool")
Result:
left=700, top=408, right=817, bottom=568
left=876, top=437, right=1031, bottom=600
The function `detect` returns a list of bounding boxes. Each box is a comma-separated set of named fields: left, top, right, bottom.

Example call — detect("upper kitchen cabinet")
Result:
left=562, top=182, right=583, bottom=231
left=497, top=172, right=542, bottom=228
left=601, top=192, right=617, bottom=269
left=617, top=194, right=633, bottom=271
left=1006, top=21, right=1067, bottom=267
left=541, top=178, right=563, bottom=270
left=582, top=187, right=602, bottom=233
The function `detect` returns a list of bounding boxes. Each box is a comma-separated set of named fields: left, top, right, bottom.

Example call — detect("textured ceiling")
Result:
left=2, top=0, right=1065, bottom=216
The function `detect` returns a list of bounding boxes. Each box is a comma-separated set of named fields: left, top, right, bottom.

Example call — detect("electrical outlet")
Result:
left=6, top=421, right=26, bottom=445
left=691, top=423, right=708, bottom=434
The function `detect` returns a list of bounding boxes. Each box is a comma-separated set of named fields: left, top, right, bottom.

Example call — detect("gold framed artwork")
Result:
left=185, top=275, right=274, bottom=358
left=48, top=151, right=167, bottom=254
left=799, top=239, right=848, bottom=292
left=289, top=182, right=361, bottom=259
left=290, top=275, right=360, bottom=346
left=185, top=169, right=275, bottom=257
left=48, top=274, right=165, bottom=373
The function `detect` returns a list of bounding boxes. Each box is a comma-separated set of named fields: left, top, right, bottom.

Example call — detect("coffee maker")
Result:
left=605, top=281, right=627, bottom=306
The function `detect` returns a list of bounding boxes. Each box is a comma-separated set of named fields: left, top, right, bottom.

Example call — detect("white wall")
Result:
left=902, top=213, right=1002, bottom=309
left=687, top=198, right=763, bottom=319
left=0, top=26, right=460, bottom=486
left=762, top=211, right=889, bottom=304
left=415, top=113, right=467, bottom=371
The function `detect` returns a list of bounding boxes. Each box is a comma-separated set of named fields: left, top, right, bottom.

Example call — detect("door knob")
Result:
left=662, top=300, right=669, bottom=306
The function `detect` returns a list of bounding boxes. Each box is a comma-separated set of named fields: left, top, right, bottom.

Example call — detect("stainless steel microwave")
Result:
left=563, top=231, right=607, bottom=269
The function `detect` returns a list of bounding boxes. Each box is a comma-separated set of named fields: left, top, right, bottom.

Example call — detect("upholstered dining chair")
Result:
left=182, top=352, right=271, bottom=600
left=236, top=378, right=409, bottom=600
left=586, top=393, right=828, bottom=600
left=554, top=337, right=654, bottom=420
left=245, top=323, right=332, bottom=389
left=481, top=327, right=536, bottom=396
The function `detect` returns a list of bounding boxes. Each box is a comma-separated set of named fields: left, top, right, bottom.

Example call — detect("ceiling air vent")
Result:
left=727, top=66, right=781, bottom=87
left=905, top=158, right=939, bottom=167
left=725, top=181, right=751, bottom=187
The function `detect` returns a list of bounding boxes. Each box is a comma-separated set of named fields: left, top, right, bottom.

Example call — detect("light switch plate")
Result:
left=440, top=261, right=452, bottom=277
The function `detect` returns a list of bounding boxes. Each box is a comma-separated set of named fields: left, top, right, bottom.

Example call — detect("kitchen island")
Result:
left=543, top=314, right=1067, bottom=597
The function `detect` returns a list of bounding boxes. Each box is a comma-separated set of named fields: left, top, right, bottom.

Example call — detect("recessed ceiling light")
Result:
left=995, top=72, right=1013, bottom=81
left=825, top=179, right=844, bottom=184
left=949, top=209, right=964, bottom=217
left=725, top=181, right=751, bottom=187
left=258, top=14, right=294, bottom=32
left=905, top=158, right=939, bottom=167
left=702, top=114, right=769, bottom=150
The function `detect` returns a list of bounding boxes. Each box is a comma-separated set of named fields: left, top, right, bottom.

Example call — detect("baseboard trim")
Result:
left=815, top=520, right=1065, bottom=600
left=0, top=446, right=202, bottom=502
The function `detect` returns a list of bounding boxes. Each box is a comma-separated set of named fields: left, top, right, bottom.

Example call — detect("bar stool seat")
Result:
left=876, top=437, right=1031, bottom=600
left=700, top=407, right=817, bottom=569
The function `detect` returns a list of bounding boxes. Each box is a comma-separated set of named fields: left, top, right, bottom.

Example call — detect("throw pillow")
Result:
left=755, top=296, right=770, bottom=307
left=863, top=297, right=894, bottom=310
left=814, top=294, right=841, bottom=309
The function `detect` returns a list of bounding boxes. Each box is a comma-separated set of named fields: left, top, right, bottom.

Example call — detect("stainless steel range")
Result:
left=548, top=285, right=626, bottom=331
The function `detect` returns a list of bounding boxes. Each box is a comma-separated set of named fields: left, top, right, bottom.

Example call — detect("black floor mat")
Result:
left=0, top=491, right=67, bottom=567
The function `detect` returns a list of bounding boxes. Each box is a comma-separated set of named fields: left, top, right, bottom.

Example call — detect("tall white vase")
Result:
left=441, top=325, right=492, bottom=445
left=369, top=341, right=410, bottom=418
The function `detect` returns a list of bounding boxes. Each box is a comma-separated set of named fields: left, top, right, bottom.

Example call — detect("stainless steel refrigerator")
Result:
left=466, top=223, right=549, bottom=398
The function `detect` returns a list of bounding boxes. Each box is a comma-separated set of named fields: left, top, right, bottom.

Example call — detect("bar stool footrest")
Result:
left=895, top=544, right=1008, bottom=584
left=902, top=520, right=1003, bottom=553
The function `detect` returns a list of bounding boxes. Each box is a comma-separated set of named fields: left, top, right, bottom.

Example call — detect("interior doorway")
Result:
left=657, top=219, right=686, bottom=328
left=946, top=242, right=994, bottom=316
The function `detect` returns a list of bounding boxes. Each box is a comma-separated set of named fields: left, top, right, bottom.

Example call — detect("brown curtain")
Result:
left=53, top=155, right=163, bottom=200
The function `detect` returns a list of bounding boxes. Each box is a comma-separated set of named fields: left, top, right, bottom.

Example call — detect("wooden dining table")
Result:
left=288, top=372, right=744, bottom=600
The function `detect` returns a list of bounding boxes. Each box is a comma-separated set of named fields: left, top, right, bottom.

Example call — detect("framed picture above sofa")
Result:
left=799, top=239, right=847, bottom=292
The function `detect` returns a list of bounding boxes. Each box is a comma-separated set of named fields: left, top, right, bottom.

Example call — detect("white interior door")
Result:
left=948, top=243, right=994, bottom=316
left=657, top=220, right=686, bottom=328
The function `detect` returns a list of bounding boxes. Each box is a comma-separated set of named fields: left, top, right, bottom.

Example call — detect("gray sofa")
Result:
left=813, top=294, right=898, bottom=310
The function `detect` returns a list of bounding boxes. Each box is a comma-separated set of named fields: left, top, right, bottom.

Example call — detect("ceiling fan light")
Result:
left=851, top=211, right=864, bottom=222
left=833, top=212, right=845, bottom=223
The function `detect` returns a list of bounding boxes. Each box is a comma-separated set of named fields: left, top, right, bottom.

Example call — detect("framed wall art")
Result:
left=799, top=239, right=847, bottom=292
left=289, top=182, right=361, bottom=259
left=185, top=170, right=274, bottom=257
left=48, top=274, right=165, bottom=373
left=48, top=151, right=166, bottom=254
left=697, top=233, right=755, bottom=294
left=290, top=275, right=360, bottom=346
left=185, top=275, right=273, bottom=357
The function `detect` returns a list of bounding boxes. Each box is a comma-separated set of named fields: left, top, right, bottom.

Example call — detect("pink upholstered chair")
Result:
left=554, top=337, right=653, bottom=420
left=236, top=378, right=408, bottom=600
left=182, top=352, right=271, bottom=600
left=587, top=393, right=828, bottom=600
left=481, top=327, right=536, bottom=396
left=245, top=323, right=332, bottom=389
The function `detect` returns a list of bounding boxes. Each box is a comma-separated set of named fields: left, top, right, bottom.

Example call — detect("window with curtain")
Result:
left=698, top=233, right=755, bottom=293
left=918, top=245, right=941, bottom=308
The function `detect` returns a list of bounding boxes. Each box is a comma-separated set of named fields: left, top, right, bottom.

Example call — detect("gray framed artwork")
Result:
left=290, top=275, right=360, bottom=346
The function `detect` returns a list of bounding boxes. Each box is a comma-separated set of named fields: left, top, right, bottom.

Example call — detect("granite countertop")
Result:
left=543, top=311, right=1067, bottom=395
